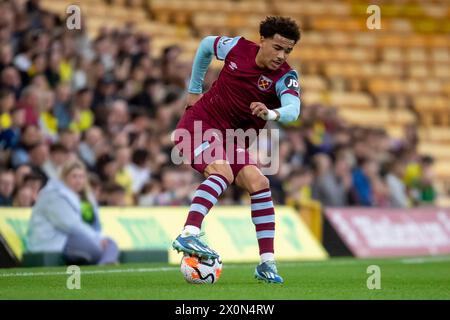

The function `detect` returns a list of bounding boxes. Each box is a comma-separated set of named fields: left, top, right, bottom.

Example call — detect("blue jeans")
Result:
left=63, top=231, right=119, bottom=265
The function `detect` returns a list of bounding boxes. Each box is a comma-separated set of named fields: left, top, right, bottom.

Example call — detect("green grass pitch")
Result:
left=1, top=256, right=449, bottom=300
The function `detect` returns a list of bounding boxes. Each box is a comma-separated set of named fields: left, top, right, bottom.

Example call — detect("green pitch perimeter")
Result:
left=1, top=256, right=449, bottom=300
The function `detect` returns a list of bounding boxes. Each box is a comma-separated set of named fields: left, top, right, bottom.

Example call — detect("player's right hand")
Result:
left=186, top=93, right=203, bottom=109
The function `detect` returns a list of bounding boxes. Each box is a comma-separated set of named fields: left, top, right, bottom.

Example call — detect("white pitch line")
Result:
left=0, top=267, right=178, bottom=278
left=1, top=256, right=449, bottom=278
left=0, top=262, right=355, bottom=278
left=401, top=256, right=450, bottom=264
left=0, top=262, right=343, bottom=278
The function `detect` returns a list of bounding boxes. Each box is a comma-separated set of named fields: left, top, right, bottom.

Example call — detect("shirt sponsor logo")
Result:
left=257, top=75, right=273, bottom=91
left=284, top=76, right=299, bottom=91
left=228, top=61, right=238, bottom=70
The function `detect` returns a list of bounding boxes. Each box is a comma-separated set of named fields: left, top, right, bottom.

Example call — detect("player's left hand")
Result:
left=250, top=102, right=269, bottom=118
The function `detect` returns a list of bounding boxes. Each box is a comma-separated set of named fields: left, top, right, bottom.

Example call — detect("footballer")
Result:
left=172, top=16, right=301, bottom=284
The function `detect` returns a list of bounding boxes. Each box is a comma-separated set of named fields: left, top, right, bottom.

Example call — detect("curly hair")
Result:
left=259, top=16, right=301, bottom=43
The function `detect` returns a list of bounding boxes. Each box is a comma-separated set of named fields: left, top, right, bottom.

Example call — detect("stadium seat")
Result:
left=328, top=91, right=373, bottom=109
left=338, top=108, right=390, bottom=127
left=418, top=143, right=450, bottom=160
left=301, top=75, right=327, bottom=91
left=420, top=127, right=450, bottom=143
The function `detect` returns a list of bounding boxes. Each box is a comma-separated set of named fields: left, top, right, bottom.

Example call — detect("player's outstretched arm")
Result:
left=188, top=36, right=216, bottom=95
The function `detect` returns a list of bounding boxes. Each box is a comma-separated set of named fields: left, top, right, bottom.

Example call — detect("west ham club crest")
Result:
left=257, top=75, right=273, bottom=91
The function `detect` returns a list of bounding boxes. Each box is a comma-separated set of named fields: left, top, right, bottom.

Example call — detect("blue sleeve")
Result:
left=188, top=36, right=240, bottom=94
left=187, top=36, right=216, bottom=94
left=278, top=94, right=300, bottom=123
left=275, top=70, right=301, bottom=123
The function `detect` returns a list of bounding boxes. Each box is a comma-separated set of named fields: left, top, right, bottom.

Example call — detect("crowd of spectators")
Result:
left=0, top=0, right=437, bottom=210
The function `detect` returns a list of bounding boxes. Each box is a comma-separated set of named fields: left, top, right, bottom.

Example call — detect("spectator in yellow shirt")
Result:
left=38, top=90, right=58, bottom=141
left=114, top=146, right=134, bottom=205
left=0, top=88, right=15, bottom=129
left=70, top=88, right=94, bottom=133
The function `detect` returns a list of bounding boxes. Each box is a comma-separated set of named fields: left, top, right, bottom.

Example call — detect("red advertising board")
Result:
left=325, top=208, right=450, bottom=257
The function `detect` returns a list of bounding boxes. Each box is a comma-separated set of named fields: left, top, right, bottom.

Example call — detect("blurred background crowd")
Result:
left=0, top=0, right=447, bottom=211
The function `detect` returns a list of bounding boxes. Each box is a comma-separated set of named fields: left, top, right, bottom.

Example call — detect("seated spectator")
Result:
left=101, top=183, right=127, bottom=206
left=333, top=151, right=353, bottom=204
left=10, top=124, right=43, bottom=168
left=137, top=180, right=162, bottom=206
left=285, top=167, right=315, bottom=208
left=42, top=143, right=69, bottom=179
left=78, top=126, right=105, bottom=169
left=351, top=157, right=378, bottom=206
left=385, top=159, right=409, bottom=208
left=416, top=156, right=437, bottom=205
left=153, top=166, right=196, bottom=205
left=92, top=75, right=118, bottom=112
left=38, top=90, right=58, bottom=142
left=27, top=159, right=119, bottom=265
left=96, top=153, right=118, bottom=184
left=0, top=87, right=15, bottom=129
left=14, top=164, right=32, bottom=187
left=114, top=146, right=134, bottom=204
left=371, top=172, right=390, bottom=207
left=28, top=141, right=50, bottom=186
left=22, top=171, right=46, bottom=204
left=128, top=148, right=151, bottom=195
left=16, top=85, right=39, bottom=126
left=311, top=153, right=349, bottom=207
left=128, top=77, right=160, bottom=118
left=0, top=106, right=25, bottom=150
left=88, top=173, right=102, bottom=202
left=69, top=88, right=94, bottom=132
left=0, top=169, right=15, bottom=206
left=13, top=185, right=34, bottom=207
left=105, top=99, right=129, bottom=135
left=53, top=83, right=72, bottom=130
left=57, top=128, right=80, bottom=152
left=0, top=66, right=22, bottom=98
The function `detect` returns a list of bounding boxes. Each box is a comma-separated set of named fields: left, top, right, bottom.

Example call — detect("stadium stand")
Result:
left=0, top=0, right=449, bottom=216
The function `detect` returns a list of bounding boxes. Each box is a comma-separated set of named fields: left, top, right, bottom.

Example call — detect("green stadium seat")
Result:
left=22, top=252, right=66, bottom=267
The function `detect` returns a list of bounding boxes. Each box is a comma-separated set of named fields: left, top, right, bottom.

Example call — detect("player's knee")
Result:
left=235, top=166, right=270, bottom=193
left=204, top=161, right=234, bottom=185
left=249, top=175, right=270, bottom=193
